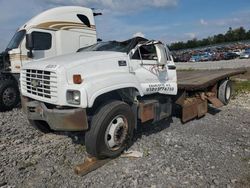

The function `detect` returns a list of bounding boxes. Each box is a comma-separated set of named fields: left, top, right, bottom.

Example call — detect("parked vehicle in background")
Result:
left=232, top=49, right=243, bottom=56
left=172, top=41, right=250, bottom=63
left=189, top=54, right=201, bottom=62
left=223, top=52, right=239, bottom=60
left=240, top=48, right=250, bottom=59
left=189, top=52, right=212, bottom=62
left=0, top=6, right=99, bottom=111
left=200, top=53, right=211, bottom=61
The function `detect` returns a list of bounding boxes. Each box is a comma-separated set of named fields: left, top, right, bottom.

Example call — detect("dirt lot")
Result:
left=0, top=61, right=250, bottom=188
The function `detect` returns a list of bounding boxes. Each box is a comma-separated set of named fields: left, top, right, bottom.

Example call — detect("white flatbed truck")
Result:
left=20, top=37, right=246, bottom=160
left=0, top=6, right=98, bottom=111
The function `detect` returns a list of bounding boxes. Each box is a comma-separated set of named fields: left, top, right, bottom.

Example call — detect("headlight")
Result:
left=67, top=90, right=81, bottom=105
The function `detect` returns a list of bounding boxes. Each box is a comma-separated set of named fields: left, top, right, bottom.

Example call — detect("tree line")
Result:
left=169, top=27, right=250, bottom=51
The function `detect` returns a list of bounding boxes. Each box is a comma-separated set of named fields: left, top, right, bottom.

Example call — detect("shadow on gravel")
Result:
left=55, top=105, right=220, bottom=148
left=134, top=118, right=172, bottom=141
left=207, top=106, right=221, bottom=115
left=55, top=131, right=86, bottom=145
left=53, top=118, right=173, bottom=149
left=0, top=105, right=21, bottom=112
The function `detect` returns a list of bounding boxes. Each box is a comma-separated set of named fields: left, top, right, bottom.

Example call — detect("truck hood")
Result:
left=23, top=51, right=127, bottom=70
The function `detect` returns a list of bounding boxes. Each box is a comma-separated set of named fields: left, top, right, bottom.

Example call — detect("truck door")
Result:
left=129, top=42, right=177, bottom=95
left=20, top=29, right=56, bottom=66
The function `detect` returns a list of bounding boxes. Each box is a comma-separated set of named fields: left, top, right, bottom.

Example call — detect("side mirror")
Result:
left=155, top=44, right=167, bottom=65
left=26, top=34, right=34, bottom=58
left=26, top=34, right=34, bottom=49
left=93, top=12, right=102, bottom=16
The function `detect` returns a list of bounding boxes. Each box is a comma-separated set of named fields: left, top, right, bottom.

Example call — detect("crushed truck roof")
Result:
left=78, top=37, right=148, bottom=54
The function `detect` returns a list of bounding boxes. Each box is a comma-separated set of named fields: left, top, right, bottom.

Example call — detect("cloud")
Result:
left=0, top=0, right=44, bottom=24
left=95, top=13, right=172, bottom=43
left=213, top=17, right=244, bottom=27
left=198, top=15, right=250, bottom=28
left=133, top=32, right=145, bottom=38
left=43, top=0, right=178, bottom=13
left=185, top=32, right=196, bottom=39
left=0, top=0, right=47, bottom=50
left=200, top=19, right=208, bottom=26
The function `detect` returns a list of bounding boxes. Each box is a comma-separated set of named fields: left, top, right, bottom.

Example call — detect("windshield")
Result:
left=6, top=30, right=26, bottom=50
left=78, top=41, right=130, bottom=53
left=77, top=37, right=149, bottom=54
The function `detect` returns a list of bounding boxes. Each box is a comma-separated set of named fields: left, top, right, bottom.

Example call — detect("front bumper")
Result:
left=22, top=96, right=88, bottom=131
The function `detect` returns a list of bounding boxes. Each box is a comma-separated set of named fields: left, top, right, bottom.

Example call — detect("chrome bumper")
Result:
left=21, top=96, right=88, bottom=131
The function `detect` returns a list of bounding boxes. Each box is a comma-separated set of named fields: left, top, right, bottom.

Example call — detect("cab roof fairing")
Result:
left=19, top=6, right=95, bottom=31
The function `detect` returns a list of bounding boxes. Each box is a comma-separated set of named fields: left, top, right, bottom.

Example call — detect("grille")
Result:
left=22, top=69, right=57, bottom=100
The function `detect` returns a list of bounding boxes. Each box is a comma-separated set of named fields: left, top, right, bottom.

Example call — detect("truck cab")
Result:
left=21, top=37, right=177, bottom=159
left=0, top=6, right=97, bottom=111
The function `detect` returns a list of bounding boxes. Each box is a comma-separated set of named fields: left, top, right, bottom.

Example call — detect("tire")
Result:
left=218, top=79, right=232, bottom=105
left=85, top=101, right=135, bottom=159
left=0, top=79, right=20, bottom=111
left=29, top=120, right=52, bottom=133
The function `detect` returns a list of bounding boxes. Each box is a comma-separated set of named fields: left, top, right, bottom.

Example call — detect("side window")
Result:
left=77, top=14, right=91, bottom=27
left=30, top=32, right=52, bottom=50
left=132, top=45, right=157, bottom=60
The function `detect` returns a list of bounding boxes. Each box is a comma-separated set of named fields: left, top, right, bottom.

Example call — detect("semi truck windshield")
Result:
left=6, top=30, right=26, bottom=50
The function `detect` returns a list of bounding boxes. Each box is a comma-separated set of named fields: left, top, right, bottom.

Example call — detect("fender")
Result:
left=83, top=72, right=144, bottom=107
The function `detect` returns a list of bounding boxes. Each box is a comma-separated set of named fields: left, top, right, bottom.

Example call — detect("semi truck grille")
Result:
left=22, top=69, right=57, bottom=100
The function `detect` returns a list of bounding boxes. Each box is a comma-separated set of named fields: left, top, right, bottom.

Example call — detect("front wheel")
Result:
left=85, top=101, right=135, bottom=159
left=0, top=79, right=20, bottom=111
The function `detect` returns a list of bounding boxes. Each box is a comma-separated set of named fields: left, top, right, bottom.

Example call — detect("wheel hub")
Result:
left=105, top=116, right=128, bottom=150
left=2, top=87, right=16, bottom=106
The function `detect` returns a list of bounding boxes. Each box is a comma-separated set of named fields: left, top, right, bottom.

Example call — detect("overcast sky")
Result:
left=0, top=0, right=250, bottom=51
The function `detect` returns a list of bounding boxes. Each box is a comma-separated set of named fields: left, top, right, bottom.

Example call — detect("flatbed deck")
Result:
left=177, top=69, right=247, bottom=91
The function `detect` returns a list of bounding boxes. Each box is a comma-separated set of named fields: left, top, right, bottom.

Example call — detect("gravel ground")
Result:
left=176, top=58, right=250, bottom=70
left=0, top=92, right=249, bottom=187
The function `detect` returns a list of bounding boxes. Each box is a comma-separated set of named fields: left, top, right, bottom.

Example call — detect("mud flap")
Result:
left=207, top=97, right=224, bottom=108
left=182, top=98, right=208, bottom=123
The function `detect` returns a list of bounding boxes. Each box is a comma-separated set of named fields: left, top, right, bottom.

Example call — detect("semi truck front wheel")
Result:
left=0, top=79, right=19, bottom=111
left=85, top=100, right=135, bottom=159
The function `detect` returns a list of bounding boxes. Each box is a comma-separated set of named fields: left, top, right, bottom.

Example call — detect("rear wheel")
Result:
left=85, top=101, right=135, bottom=159
left=0, top=79, right=20, bottom=111
left=218, top=80, right=232, bottom=105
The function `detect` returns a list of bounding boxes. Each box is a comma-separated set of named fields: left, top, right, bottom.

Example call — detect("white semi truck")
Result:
left=20, top=37, right=245, bottom=159
left=0, top=6, right=98, bottom=111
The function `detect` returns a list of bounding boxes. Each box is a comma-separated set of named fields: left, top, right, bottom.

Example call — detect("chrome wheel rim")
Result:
left=105, top=115, right=128, bottom=151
